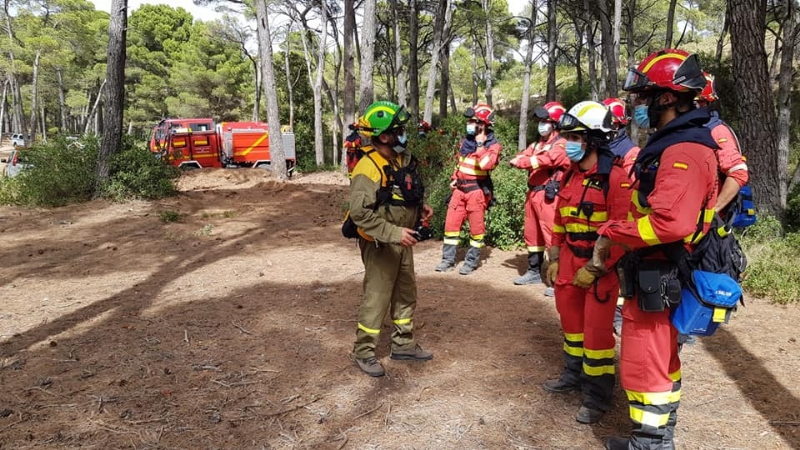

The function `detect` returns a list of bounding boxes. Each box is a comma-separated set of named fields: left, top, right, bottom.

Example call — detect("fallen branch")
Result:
left=0, top=418, right=25, bottom=433
left=263, top=396, right=321, bottom=418
left=183, top=330, right=189, bottom=344
left=769, top=420, right=800, bottom=426
left=232, top=321, right=254, bottom=335
left=353, top=401, right=384, bottom=421
left=211, top=379, right=261, bottom=388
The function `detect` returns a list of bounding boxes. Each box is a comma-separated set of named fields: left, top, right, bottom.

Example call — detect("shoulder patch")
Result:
left=672, top=162, right=689, bottom=170
left=620, top=182, right=631, bottom=188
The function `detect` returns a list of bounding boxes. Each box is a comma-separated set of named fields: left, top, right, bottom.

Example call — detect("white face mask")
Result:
left=538, top=122, right=553, bottom=137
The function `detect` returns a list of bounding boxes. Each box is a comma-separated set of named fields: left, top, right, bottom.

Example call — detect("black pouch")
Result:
left=618, top=264, right=636, bottom=298
left=637, top=266, right=664, bottom=312
left=544, top=178, right=560, bottom=203
left=341, top=211, right=359, bottom=239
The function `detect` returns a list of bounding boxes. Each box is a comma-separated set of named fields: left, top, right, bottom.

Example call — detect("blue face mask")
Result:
left=633, top=104, right=651, bottom=129
left=466, top=123, right=477, bottom=136
left=538, top=122, right=553, bottom=137
left=393, top=132, right=408, bottom=153
left=565, top=141, right=585, bottom=162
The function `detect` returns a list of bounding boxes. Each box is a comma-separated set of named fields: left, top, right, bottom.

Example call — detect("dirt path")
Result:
left=0, top=169, right=798, bottom=449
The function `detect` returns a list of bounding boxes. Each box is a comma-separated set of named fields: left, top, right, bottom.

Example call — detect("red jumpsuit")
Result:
left=708, top=113, right=749, bottom=190
left=513, top=133, right=569, bottom=253
left=551, top=159, right=631, bottom=412
left=443, top=139, right=501, bottom=249
left=597, top=117, right=718, bottom=446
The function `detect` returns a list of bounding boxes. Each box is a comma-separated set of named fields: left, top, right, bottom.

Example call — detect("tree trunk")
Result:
left=97, top=0, right=126, bottom=181
left=314, top=6, right=328, bottom=166
left=573, top=16, right=584, bottom=90
left=519, top=1, right=538, bottom=151
left=716, top=5, right=730, bottom=68
left=665, top=0, right=677, bottom=48
left=613, top=0, right=621, bottom=69
left=27, top=50, right=40, bottom=144
left=85, top=79, right=106, bottom=135
left=728, top=0, right=782, bottom=215
left=439, top=44, right=451, bottom=121
left=423, top=0, right=451, bottom=124
left=471, top=35, right=479, bottom=105
left=482, top=0, right=495, bottom=107
left=4, top=1, right=24, bottom=134
left=253, top=56, right=261, bottom=121
left=56, top=68, right=67, bottom=132
left=40, top=105, right=46, bottom=142
left=626, top=0, right=639, bottom=143
left=358, top=0, right=377, bottom=114
left=0, top=79, right=7, bottom=144
left=408, top=0, right=420, bottom=120
left=546, top=0, right=558, bottom=101
left=283, top=33, right=294, bottom=129
left=777, top=0, right=795, bottom=195
left=256, top=0, right=287, bottom=180
left=343, top=0, right=356, bottom=129
left=596, top=0, right=618, bottom=97
left=390, top=0, right=407, bottom=107
left=584, top=1, right=599, bottom=101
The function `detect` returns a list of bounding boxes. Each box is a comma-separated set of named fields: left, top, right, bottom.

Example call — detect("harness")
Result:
left=362, top=149, right=425, bottom=209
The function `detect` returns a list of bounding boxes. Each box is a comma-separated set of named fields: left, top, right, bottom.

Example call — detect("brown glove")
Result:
left=545, top=262, right=559, bottom=288
left=585, top=236, right=613, bottom=276
left=543, top=246, right=561, bottom=288
left=572, top=267, right=596, bottom=289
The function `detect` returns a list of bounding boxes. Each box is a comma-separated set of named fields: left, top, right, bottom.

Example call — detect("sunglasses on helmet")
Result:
left=557, top=113, right=585, bottom=133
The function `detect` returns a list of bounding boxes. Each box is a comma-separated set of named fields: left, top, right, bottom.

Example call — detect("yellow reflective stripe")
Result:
left=583, top=363, right=615, bottom=376
left=469, top=239, right=484, bottom=248
left=642, top=52, right=686, bottom=73
left=552, top=224, right=566, bottom=233
left=443, top=238, right=460, bottom=245
left=672, top=162, right=689, bottom=170
left=458, top=166, right=489, bottom=176
left=564, top=332, right=584, bottom=342
left=728, top=163, right=748, bottom=173
left=358, top=323, right=381, bottom=334
left=530, top=156, right=540, bottom=169
left=461, top=156, right=478, bottom=165
left=471, top=234, right=485, bottom=241
left=444, top=231, right=460, bottom=237
left=627, top=212, right=635, bottom=221
left=479, top=155, right=492, bottom=168
left=637, top=216, right=661, bottom=245
left=683, top=208, right=715, bottom=244
left=626, top=389, right=680, bottom=405
left=629, top=407, right=670, bottom=427
left=563, top=342, right=584, bottom=357
left=632, top=191, right=652, bottom=214
left=565, top=223, right=599, bottom=233
left=393, top=318, right=412, bottom=325
left=584, top=348, right=615, bottom=360
left=559, top=206, right=609, bottom=222
left=527, top=245, right=546, bottom=252
left=669, top=370, right=682, bottom=382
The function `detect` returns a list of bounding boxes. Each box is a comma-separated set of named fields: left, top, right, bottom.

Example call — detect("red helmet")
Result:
left=534, top=101, right=566, bottom=123
left=602, top=97, right=628, bottom=125
left=696, top=72, right=718, bottom=104
left=418, top=119, right=432, bottom=133
left=623, top=48, right=706, bottom=93
left=464, top=103, right=495, bottom=126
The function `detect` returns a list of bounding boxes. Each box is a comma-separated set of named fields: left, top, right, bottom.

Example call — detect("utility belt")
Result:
left=618, top=252, right=682, bottom=312
left=528, top=184, right=546, bottom=192
left=456, top=179, right=483, bottom=193
left=529, top=176, right=561, bottom=203
left=567, top=243, right=594, bottom=259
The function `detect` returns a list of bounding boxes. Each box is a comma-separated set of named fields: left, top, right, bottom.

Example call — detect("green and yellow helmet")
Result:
left=357, top=101, right=410, bottom=138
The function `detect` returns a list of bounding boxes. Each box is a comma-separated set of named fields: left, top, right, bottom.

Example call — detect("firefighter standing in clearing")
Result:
left=696, top=72, right=750, bottom=214
left=435, top=103, right=502, bottom=275
left=348, top=101, right=434, bottom=378
left=510, top=102, right=570, bottom=289
left=540, top=101, right=632, bottom=424
left=591, top=49, right=718, bottom=450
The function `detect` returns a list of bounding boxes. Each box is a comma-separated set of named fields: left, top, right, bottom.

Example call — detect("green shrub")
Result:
left=785, top=184, right=800, bottom=232
left=100, top=136, right=180, bottom=201
left=739, top=216, right=800, bottom=304
left=11, top=136, right=99, bottom=207
left=159, top=210, right=184, bottom=223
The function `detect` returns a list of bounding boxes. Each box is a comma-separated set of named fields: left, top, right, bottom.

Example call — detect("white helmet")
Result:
left=558, top=101, right=614, bottom=135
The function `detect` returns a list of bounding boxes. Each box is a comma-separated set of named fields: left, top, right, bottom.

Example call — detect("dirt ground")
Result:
left=1, top=167, right=799, bottom=450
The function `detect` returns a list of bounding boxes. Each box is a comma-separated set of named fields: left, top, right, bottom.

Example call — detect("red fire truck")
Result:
left=148, top=118, right=296, bottom=175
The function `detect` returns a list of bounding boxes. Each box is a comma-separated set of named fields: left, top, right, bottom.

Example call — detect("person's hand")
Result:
left=587, top=236, right=613, bottom=275
left=421, top=204, right=434, bottom=221
left=400, top=228, right=419, bottom=247
left=450, top=179, right=457, bottom=190
left=545, top=261, right=559, bottom=287
left=572, top=267, right=596, bottom=289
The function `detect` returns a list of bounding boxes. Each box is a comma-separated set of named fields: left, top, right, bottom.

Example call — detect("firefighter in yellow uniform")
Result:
left=348, top=101, right=434, bottom=377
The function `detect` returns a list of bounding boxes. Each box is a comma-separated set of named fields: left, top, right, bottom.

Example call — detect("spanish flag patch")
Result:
left=620, top=182, right=631, bottom=188
left=673, top=162, right=689, bottom=170
left=718, top=138, right=728, bottom=143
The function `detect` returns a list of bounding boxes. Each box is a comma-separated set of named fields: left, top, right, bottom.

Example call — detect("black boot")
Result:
left=513, top=251, right=543, bottom=285
left=459, top=246, right=481, bottom=275
left=435, top=244, right=457, bottom=272
left=605, top=437, right=631, bottom=450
